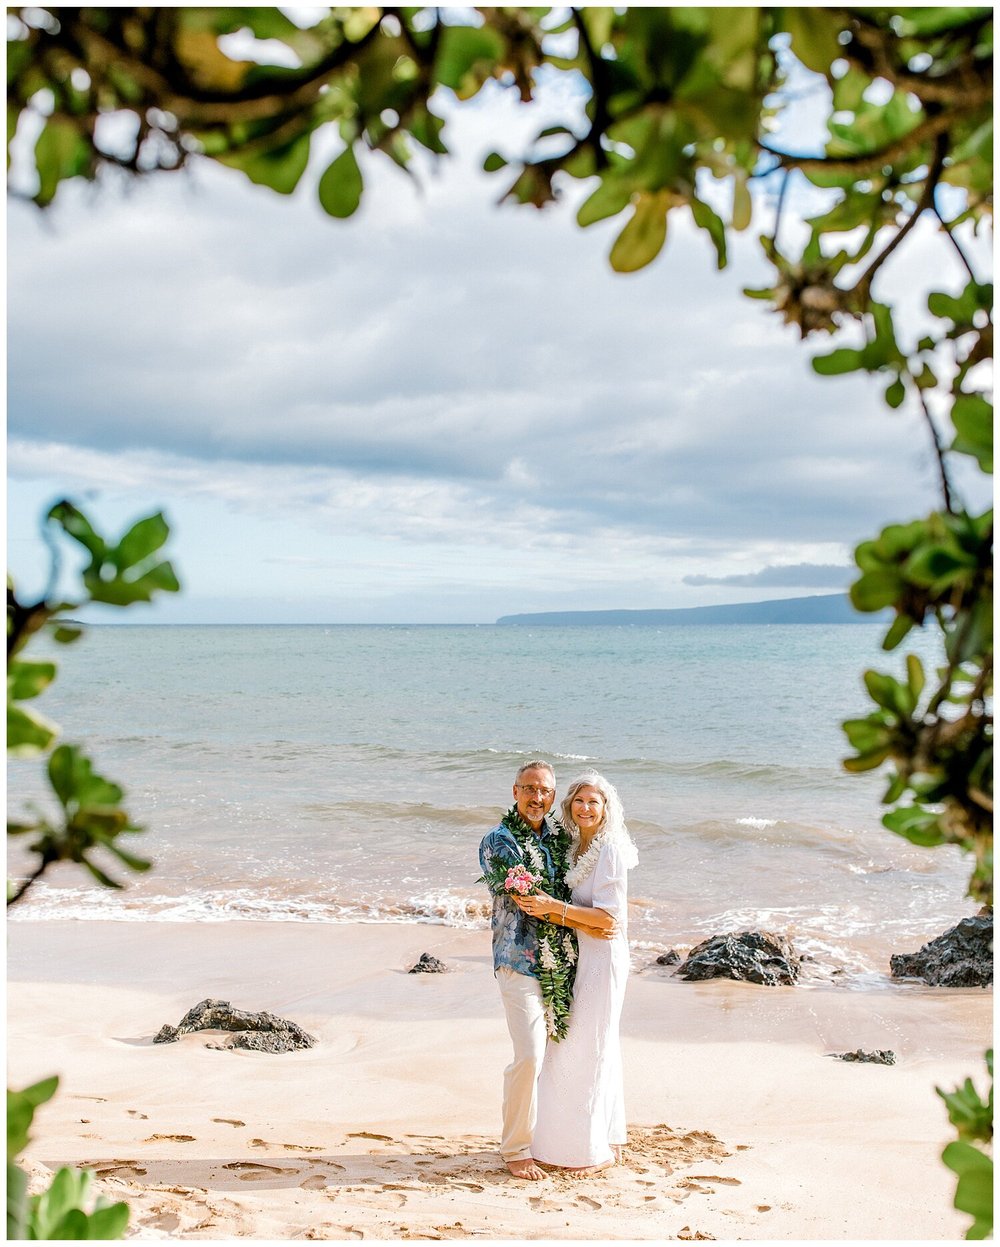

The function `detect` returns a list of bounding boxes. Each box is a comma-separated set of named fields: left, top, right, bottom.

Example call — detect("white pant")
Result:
left=496, top=968, right=546, bottom=1162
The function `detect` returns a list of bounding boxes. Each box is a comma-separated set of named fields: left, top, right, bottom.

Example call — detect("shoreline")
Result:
left=9, top=919, right=991, bottom=1241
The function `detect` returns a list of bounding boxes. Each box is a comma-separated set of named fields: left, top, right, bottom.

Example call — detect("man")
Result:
left=476, top=758, right=610, bottom=1177
left=479, top=760, right=565, bottom=1180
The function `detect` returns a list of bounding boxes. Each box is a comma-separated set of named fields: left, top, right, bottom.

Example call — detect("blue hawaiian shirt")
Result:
left=479, top=816, right=561, bottom=978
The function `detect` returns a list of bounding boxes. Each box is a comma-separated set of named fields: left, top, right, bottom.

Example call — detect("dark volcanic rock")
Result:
left=153, top=998, right=315, bottom=1051
left=656, top=950, right=681, bottom=966
left=409, top=953, right=446, bottom=974
left=678, top=931, right=801, bottom=986
left=890, top=915, right=993, bottom=987
left=831, top=1049, right=896, bottom=1065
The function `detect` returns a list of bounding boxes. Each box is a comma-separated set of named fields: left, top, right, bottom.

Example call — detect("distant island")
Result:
left=497, top=593, right=874, bottom=626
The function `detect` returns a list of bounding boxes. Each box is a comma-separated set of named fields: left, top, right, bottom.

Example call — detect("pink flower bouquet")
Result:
left=504, top=864, right=540, bottom=896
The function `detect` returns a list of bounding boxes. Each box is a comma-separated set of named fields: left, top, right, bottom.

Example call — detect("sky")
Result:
left=7, top=22, right=991, bottom=624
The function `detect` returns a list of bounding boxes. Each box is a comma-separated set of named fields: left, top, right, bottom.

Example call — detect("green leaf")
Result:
left=7, top=1161, right=28, bottom=1240
left=882, top=806, right=946, bottom=846
left=84, top=1201, right=130, bottom=1238
left=47, top=502, right=106, bottom=562
left=905, top=654, right=925, bottom=703
left=483, top=151, right=507, bottom=173
left=48, top=745, right=123, bottom=811
left=113, top=513, right=169, bottom=572
left=8, top=1077, right=59, bottom=1160
left=434, top=24, right=504, bottom=97
left=8, top=659, right=56, bottom=701
left=843, top=748, right=890, bottom=773
left=937, top=1078, right=993, bottom=1141
left=928, top=281, right=993, bottom=327
left=219, top=130, right=311, bottom=195
left=885, top=377, right=906, bottom=409
left=409, top=106, right=447, bottom=156
left=851, top=570, right=903, bottom=612
left=941, top=1140, right=993, bottom=1239
left=577, top=178, right=633, bottom=229
left=882, top=614, right=915, bottom=651
left=318, top=145, right=364, bottom=219
left=34, top=118, right=92, bottom=207
left=951, top=394, right=993, bottom=474
left=813, top=347, right=865, bottom=376
left=732, top=174, right=752, bottom=231
left=82, top=859, right=125, bottom=890
left=610, top=192, right=670, bottom=273
left=843, top=717, right=891, bottom=753
left=781, top=6, right=843, bottom=75
left=864, top=669, right=914, bottom=717
left=85, top=559, right=181, bottom=606
left=51, top=624, right=83, bottom=645
left=7, top=704, right=57, bottom=756
left=690, top=195, right=727, bottom=268
left=903, top=544, right=976, bottom=588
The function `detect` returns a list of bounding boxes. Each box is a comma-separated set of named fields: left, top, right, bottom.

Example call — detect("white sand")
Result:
left=7, top=919, right=991, bottom=1241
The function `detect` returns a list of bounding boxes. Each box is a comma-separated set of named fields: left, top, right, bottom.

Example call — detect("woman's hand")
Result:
left=512, top=889, right=555, bottom=919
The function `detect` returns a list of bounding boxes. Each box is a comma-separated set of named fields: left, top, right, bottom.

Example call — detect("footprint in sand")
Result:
left=347, top=1131, right=394, bottom=1142
left=212, top=1118, right=245, bottom=1127
left=127, top=1110, right=148, bottom=1120
left=145, top=1134, right=196, bottom=1143
left=756, top=1204, right=772, bottom=1212
left=95, top=1162, right=147, bottom=1177
left=528, top=1197, right=565, bottom=1212
left=577, top=1196, right=602, bottom=1210
left=689, top=1174, right=741, bottom=1186
left=300, top=1175, right=329, bottom=1190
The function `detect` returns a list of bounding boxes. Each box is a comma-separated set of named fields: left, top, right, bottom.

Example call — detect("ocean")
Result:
left=7, top=623, right=975, bottom=990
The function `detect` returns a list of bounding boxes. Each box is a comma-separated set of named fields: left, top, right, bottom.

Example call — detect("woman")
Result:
left=513, top=771, right=638, bottom=1172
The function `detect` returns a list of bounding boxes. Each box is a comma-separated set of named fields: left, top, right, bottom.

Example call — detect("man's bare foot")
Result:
left=506, top=1157, right=547, bottom=1181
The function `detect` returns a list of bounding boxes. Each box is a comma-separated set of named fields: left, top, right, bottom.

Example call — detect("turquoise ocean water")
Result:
left=8, top=623, right=974, bottom=989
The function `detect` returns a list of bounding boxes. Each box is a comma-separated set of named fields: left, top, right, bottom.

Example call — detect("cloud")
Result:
left=683, top=563, right=852, bottom=589
left=7, top=76, right=991, bottom=621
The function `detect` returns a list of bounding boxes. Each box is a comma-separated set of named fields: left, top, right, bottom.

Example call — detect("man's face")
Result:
left=513, top=767, right=556, bottom=831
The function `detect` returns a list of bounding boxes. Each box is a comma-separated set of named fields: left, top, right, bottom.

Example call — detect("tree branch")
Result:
left=6, top=856, right=51, bottom=908
left=915, top=385, right=957, bottom=515
left=932, top=204, right=981, bottom=284
left=848, top=131, right=948, bottom=300
left=830, top=8, right=993, bottom=107
left=759, top=108, right=972, bottom=176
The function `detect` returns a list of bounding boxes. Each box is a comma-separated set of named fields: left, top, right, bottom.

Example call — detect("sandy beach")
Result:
left=8, top=918, right=991, bottom=1241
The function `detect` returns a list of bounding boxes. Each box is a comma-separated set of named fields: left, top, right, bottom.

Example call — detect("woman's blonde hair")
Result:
left=561, top=770, right=637, bottom=863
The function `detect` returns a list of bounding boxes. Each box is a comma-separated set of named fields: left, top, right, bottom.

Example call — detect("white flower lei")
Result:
left=563, top=831, right=608, bottom=891
left=564, top=827, right=639, bottom=891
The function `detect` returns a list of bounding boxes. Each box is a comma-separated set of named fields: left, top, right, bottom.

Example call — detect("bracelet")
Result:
left=561, top=901, right=568, bottom=924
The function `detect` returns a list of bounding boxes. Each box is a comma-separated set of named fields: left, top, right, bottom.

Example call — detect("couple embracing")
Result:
left=479, top=761, right=639, bottom=1180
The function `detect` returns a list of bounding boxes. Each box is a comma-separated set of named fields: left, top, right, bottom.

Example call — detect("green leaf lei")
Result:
left=490, top=806, right=579, bottom=1042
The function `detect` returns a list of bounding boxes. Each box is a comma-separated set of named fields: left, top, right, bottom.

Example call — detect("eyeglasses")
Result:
left=516, top=784, right=554, bottom=798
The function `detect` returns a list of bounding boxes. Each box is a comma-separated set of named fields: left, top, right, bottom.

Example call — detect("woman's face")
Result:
left=571, top=785, right=606, bottom=835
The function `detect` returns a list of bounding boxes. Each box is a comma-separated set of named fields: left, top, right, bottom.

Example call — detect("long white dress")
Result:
left=531, top=841, right=630, bottom=1167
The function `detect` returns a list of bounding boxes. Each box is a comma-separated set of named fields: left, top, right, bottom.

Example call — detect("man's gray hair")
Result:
left=515, top=759, right=555, bottom=785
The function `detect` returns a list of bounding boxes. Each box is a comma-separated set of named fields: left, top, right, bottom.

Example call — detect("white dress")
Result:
left=531, top=841, right=631, bottom=1167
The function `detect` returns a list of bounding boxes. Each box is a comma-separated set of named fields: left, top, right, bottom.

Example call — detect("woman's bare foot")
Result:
left=565, top=1157, right=616, bottom=1175
left=506, top=1157, right=547, bottom=1181
left=612, top=1145, right=624, bottom=1163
